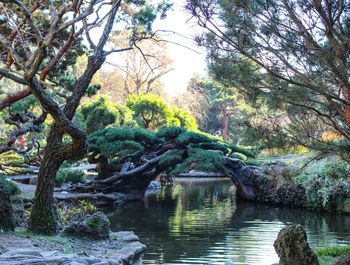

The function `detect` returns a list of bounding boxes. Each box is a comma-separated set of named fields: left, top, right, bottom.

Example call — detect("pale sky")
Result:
left=95, top=1, right=207, bottom=97
left=152, top=0, right=207, bottom=96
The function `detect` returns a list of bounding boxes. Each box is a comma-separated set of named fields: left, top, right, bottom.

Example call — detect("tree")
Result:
left=186, top=0, right=350, bottom=160
left=79, top=96, right=132, bottom=135
left=100, top=33, right=173, bottom=102
left=0, top=0, right=172, bottom=234
left=75, top=125, right=255, bottom=199
left=191, top=77, right=238, bottom=141
left=126, top=93, right=198, bottom=130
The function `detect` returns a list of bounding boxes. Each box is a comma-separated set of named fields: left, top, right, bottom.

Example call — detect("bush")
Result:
left=170, top=148, right=227, bottom=176
left=175, top=131, right=212, bottom=146
left=0, top=174, right=21, bottom=195
left=55, top=169, right=86, bottom=187
left=0, top=153, right=26, bottom=168
left=157, top=126, right=186, bottom=140
left=295, top=160, right=350, bottom=211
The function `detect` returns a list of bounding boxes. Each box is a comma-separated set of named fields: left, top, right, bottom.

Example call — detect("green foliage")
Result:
left=0, top=174, right=20, bottom=195
left=79, top=96, right=132, bottom=134
left=295, top=160, right=350, bottom=211
left=157, top=126, right=186, bottom=140
left=59, top=200, right=96, bottom=225
left=225, top=143, right=255, bottom=158
left=0, top=152, right=26, bottom=168
left=127, top=93, right=172, bottom=129
left=55, top=169, right=86, bottom=187
left=170, top=107, right=198, bottom=130
left=187, top=0, right=350, bottom=157
left=190, top=142, right=229, bottom=155
left=316, top=246, right=350, bottom=257
left=126, top=93, right=198, bottom=130
left=88, top=127, right=158, bottom=163
left=158, top=150, right=185, bottom=168
left=170, top=148, right=227, bottom=176
left=175, top=131, right=212, bottom=146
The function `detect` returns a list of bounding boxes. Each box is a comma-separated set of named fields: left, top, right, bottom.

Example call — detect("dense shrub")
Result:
left=0, top=174, right=20, bottom=195
left=127, top=93, right=172, bottom=129
left=295, top=160, right=350, bottom=211
left=157, top=126, right=186, bottom=140
left=55, top=169, right=86, bottom=187
left=79, top=96, right=132, bottom=135
left=0, top=153, right=26, bottom=168
left=175, top=131, right=212, bottom=146
left=170, top=148, right=227, bottom=176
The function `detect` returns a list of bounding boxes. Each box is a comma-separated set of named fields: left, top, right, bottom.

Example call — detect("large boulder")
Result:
left=0, top=184, right=16, bottom=231
left=274, top=224, right=319, bottom=265
left=64, top=211, right=110, bottom=239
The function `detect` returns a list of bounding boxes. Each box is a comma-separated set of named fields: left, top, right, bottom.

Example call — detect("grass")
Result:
left=315, top=246, right=350, bottom=265
left=316, top=246, right=350, bottom=257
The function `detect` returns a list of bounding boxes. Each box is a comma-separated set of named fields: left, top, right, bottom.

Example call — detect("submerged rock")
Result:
left=145, top=180, right=161, bottom=195
left=64, top=211, right=110, bottom=239
left=0, top=244, right=8, bottom=255
left=274, top=224, right=319, bottom=265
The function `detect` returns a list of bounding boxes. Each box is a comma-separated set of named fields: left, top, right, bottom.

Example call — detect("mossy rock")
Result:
left=274, top=224, right=319, bottom=265
left=332, top=252, right=350, bottom=265
left=64, top=212, right=110, bottom=239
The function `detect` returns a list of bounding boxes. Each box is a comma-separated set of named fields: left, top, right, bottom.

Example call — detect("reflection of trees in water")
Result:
left=107, top=180, right=236, bottom=264
left=232, top=201, right=350, bottom=248
left=107, top=180, right=350, bottom=265
left=168, top=181, right=236, bottom=237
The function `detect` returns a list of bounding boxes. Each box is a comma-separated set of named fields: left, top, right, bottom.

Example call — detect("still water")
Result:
left=108, top=179, right=350, bottom=265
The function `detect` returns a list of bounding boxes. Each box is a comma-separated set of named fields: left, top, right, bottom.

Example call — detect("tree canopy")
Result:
left=186, top=0, right=350, bottom=160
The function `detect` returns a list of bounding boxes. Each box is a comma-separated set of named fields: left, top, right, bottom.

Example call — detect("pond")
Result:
left=107, top=178, right=350, bottom=265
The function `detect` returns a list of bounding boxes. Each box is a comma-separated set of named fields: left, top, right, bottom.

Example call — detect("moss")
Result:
left=87, top=218, right=100, bottom=229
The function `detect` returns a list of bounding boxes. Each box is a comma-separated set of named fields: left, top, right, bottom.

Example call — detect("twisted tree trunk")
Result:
left=27, top=2, right=119, bottom=233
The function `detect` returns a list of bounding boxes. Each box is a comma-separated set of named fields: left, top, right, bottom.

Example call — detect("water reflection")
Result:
left=107, top=179, right=350, bottom=265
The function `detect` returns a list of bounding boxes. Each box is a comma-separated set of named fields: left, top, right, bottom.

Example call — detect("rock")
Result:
left=10, top=195, right=24, bottom=224
left=0, top=244, right=8, bottom=254
left=29, top=176, right=38, bottom=185
left=144, top=180, right=161, bottom=195
left=276, top=183, right=306, bottom=208
left=333, top=252, right=350, bottom=265
left=274, top=224, right=319, bottom=265
left=0, top=249, right=107, bottom=264
left=111, top=231, right=140, bottom=242
left=0, top=184, right=16, bottom=231
left=64, top=211, right=110, bottom=239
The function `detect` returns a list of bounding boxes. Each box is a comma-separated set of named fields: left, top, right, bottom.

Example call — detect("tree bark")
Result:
left=223, top=107, right=229, bottom=141
left=28, top=128, right=63, bottom=234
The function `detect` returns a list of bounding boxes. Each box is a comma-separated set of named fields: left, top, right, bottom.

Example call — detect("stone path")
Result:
left=0, top=231, right=145, bottom=265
